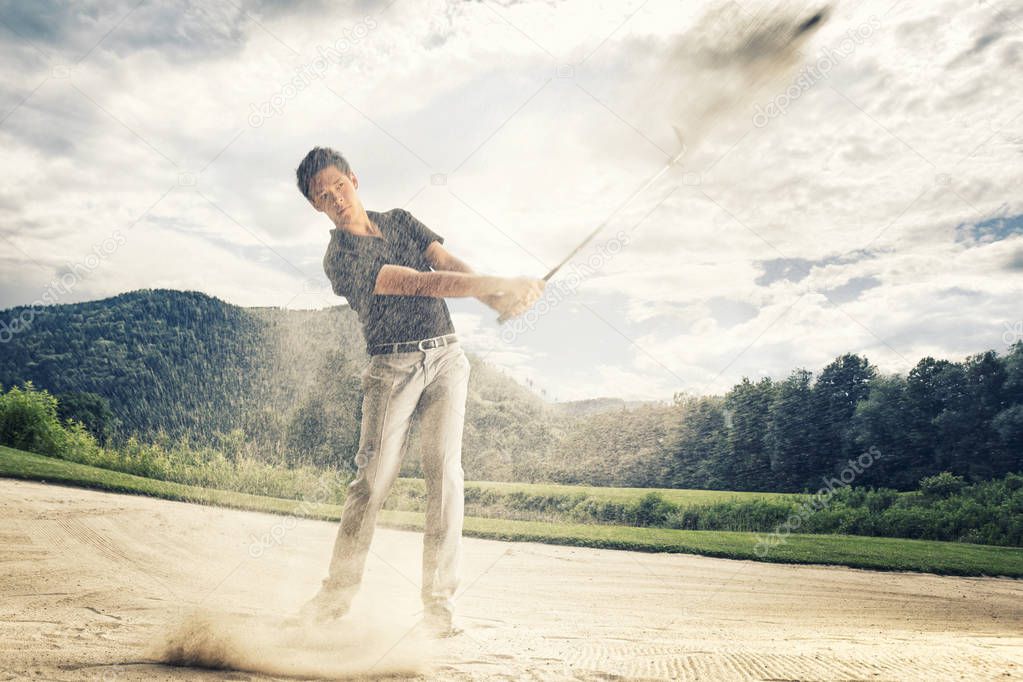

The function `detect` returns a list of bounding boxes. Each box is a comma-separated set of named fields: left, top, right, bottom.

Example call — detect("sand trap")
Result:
left=1, top=478, right=1021, bottom=680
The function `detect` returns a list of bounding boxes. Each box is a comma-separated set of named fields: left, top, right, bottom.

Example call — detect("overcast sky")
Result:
left=1, top=0, right=1021, bottom=402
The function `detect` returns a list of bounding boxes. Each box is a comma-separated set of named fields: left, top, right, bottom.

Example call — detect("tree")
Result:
left=667, top=394, right=727, bottom=489
left=722, top=377, right=775, bottom=490
left=992, top=405, right=1023, bottom=474
left=904, top=357, right=964, bottom=474
left=993, top=342, right=1023, bottom=475
left=765, top=369, right=816, bottom=490
left=812, top=354, right=876, bottom=472
left=956, top=351, right=1009, bottom=478
left=849, top=375, right=915, bottom=488
left=56, top=391, right=117, bottom=444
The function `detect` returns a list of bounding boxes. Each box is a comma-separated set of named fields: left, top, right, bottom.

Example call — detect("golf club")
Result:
left=495, top=7, right=830, bottom=325
left=496, top=143, right=687, bottom=324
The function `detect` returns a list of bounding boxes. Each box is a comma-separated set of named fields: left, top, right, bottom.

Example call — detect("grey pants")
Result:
left=324, top=340, right=470, bottom=617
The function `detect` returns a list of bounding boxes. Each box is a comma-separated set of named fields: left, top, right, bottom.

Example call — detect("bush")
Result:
left=919, top=471, right=966, bottom=498
left=4, top=384, right=1021, bottom=547
left=0, top=383, right=71, bottom=457
left=0, top=383, right=343, bottom=504
left=630, top=492, right=674, bottom=527
left=60, top=418, right=104, bottom=465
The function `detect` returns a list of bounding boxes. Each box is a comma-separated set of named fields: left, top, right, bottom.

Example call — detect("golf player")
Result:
left=294, top=147, right=544, bottom=637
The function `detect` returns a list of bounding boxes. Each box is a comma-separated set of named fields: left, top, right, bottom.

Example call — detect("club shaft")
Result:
left=542, top=147, right=687, bottom=281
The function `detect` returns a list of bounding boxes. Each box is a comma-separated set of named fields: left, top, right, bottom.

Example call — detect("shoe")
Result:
left=417, top=609, right=464, bottom=639
left=296, top=585, right=351, bottom=625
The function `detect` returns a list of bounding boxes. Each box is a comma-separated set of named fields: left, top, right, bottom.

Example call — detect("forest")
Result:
left=1, top=289, right=1020, bottom=492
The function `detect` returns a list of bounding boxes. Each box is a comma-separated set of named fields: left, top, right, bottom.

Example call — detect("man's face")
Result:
left=308, top=165, right=364, bottom=228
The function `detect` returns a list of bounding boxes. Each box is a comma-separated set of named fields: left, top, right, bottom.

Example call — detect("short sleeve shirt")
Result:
left=322, top=208, right=455, bottom=351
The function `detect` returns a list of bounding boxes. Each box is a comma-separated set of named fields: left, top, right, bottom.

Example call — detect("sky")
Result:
left=0, top=0, right=1021, bottom=403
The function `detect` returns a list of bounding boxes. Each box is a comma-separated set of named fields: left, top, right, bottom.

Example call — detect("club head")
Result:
left=794, top=7, right=831, bottom=37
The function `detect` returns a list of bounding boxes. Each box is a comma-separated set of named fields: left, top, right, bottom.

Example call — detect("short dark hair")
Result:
left=296, top=147, right=351, bottom=201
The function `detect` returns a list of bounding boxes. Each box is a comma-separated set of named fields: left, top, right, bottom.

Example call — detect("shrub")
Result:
left=629, top=493, right=675, bottom=527
left=0, top=383, right=70, bottom=457
left=919, top=471, right=966, bottom=498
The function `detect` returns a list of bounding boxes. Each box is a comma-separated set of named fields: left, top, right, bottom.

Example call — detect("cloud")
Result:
left=1, top=0, right=1021, bottom=402
left=0, top=0, right=313, bottom=61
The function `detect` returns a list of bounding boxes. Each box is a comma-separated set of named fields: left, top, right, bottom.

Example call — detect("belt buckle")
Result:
left=416, top=335, right=452, bottom=351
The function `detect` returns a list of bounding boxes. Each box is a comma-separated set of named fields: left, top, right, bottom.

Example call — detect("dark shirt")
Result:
left=323, top=208, right=455, bottom=350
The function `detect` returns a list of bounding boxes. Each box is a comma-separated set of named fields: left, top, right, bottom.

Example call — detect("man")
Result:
left=294, top=147, right=544, bottom=638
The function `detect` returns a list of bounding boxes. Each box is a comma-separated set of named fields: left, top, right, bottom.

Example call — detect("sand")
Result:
left=1, top=477, right=1021, bottom=681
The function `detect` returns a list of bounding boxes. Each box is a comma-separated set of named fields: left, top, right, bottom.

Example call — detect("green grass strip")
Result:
left=2, top=446, right=1021, bottom=578
left=459, top=479, right=797, bottom=504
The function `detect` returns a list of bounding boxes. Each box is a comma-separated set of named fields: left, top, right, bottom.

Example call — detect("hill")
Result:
left=549, top=397, right=664, bottom=417
left=3, top=290, right=1021, bottom=491
left=0, top=289, right=554, bottom=480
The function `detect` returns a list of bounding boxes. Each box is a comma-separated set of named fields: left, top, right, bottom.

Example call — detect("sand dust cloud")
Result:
left=152, top=607, right=432, bottom=678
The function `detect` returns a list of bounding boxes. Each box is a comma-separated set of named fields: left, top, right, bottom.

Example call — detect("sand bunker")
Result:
left=3, top=479, right=1021, bottom=681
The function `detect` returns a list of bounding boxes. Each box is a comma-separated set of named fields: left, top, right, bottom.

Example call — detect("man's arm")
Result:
left=373, top=265, right=528, bottom=298
left=424, top=241, right=475, bottom=275
left=375, top=239, right=492, bottom=296
left=424, top=241, right=508, bottom=308
left=375, top=237, right=544, bottom=317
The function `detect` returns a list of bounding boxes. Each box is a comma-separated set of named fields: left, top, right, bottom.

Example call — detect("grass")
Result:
left=0, top=445, right=343, bottom=519
left=458, top=479, right=797, bottom=505
left=3, top=445, right=1022, bottom=578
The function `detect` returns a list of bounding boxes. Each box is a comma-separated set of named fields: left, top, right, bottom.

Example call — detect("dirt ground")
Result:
left=1, top=478, right=1021, bottom=681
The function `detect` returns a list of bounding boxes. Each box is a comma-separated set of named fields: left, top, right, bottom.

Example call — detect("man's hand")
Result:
left=484, top=277, right=546, bottom=321
left=480, top=292, right=520, bottom=316
left=477, top=292, right=505, bottom=310
left=392, top=241, right=545, bottom=319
